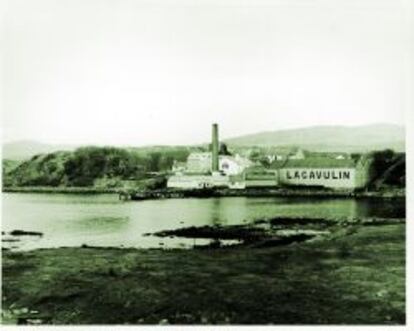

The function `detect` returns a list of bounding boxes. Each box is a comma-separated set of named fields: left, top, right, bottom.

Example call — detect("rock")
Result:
left=2, top=238, right=20, bottom=242
left=10, top=230, right=43, bottom=237
left=26, top=318, right=44, bottom=325
left=158, top=319, right=169, bottom=325
left=10, top=307, right=29, bottom=315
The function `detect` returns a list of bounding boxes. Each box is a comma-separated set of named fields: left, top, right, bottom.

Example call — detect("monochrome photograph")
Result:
left=1, top=0, right=410, bottom=327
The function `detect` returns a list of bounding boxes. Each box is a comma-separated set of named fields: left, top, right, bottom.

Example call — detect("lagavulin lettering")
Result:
left=285, top=170, right=351, bottom=180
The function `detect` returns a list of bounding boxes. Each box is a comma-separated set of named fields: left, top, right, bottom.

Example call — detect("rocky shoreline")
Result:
left=1, top=216, right=406, bottom=325
left=145, top=216, right=405, bottom=248
left=3, top=186, right=405, bottom=200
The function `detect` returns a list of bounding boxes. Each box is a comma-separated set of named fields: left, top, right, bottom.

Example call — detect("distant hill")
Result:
left=2, top=141, right=201, bottom=162
left=224, top=124, right=405, bottom=153
left=2, top=124, right=405, bottom=161
left=2, top=141, right=76, bottom=161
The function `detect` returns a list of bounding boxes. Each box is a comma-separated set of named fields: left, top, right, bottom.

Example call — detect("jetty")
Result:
left=119, top=188, right=217, bottom=201
left=118, top=186, right=405, bottom=201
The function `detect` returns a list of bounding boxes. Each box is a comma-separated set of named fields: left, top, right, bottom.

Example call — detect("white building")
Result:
left=184, top=152, right=253, bottom=176
left=272, top=156, right=372, bottom=189
left=167, top=174, right=230, bottom=189
left=220, top=154, right=254, bottom=175
left=167, top=151, right=254, bottom=189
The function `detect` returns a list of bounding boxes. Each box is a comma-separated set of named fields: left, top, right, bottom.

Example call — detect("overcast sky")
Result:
left=1, top=0, right=411, bottom=146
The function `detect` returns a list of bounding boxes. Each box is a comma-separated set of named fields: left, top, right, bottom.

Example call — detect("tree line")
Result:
left=3, top=146, right=191, bottom=187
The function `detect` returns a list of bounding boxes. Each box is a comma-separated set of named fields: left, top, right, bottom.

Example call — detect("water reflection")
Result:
left=353, top=198, right=406, bottom=218
left=2, top=193, right=405, bottom=250
left=70, top=216, right=130, bottom=233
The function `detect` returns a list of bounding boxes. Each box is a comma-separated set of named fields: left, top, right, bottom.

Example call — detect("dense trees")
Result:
left=368, top=149, right=405, bottom=188
left=63, top=147, right=142, bottom=186
left=3, top=146, right=191, bottom=187
left=3, top=147, right=405, bottom=189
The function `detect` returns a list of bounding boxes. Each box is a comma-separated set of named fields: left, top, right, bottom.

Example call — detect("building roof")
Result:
left=269, top=157, right=357, bottom=169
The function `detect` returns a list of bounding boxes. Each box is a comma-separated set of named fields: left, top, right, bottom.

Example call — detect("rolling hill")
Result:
left=224, top=124, right=405, bottom=152
left=2, top=124, right=405, bottom=161
left=2, top=141, right=76, bottom=161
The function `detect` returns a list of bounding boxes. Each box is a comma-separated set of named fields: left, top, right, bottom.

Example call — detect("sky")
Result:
left=1, top=0, right=411, bottom=146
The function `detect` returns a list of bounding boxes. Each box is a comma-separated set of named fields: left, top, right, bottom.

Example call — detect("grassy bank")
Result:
left=2, top=222, right=405, bottom=325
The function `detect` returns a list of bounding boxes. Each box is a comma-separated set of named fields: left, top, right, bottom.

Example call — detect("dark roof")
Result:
left=270, top=157, right=357, bottom=169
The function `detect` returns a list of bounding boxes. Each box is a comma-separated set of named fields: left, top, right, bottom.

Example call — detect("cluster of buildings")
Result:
left=167, top=124, right=373, bottom=190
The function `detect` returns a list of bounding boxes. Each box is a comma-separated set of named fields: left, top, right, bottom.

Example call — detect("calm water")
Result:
left=2, top=193, right=405, bottom=250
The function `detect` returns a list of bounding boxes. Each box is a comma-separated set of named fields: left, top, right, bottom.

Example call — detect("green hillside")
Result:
left=2, top=145, right=405, bottom=192
left=2, top=146, right=192, bottom=189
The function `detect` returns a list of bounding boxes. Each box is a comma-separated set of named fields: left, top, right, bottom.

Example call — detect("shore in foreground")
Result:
left=2, top=221, right=405, bottom=325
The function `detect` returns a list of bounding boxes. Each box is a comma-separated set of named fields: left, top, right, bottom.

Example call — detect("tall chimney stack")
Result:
left=211, top=123, right=219, bottom=172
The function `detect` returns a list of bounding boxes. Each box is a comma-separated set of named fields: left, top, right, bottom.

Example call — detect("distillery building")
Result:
left=167, top=124, right=373, bottom=190
left=270, top=156, right=373, bottom=189
left=167, top=123, right=254, bottom=189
